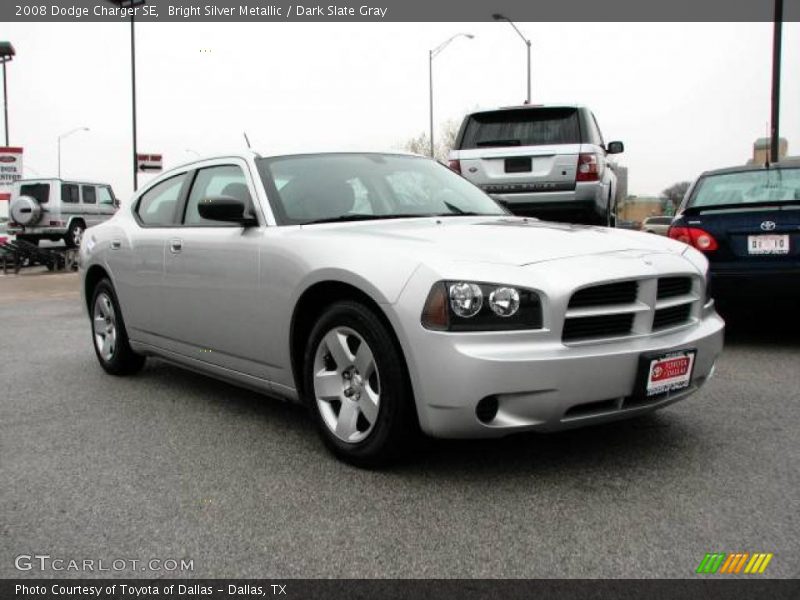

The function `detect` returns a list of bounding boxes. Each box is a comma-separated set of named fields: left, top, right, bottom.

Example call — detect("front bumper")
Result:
left=391, top=256, right=724, bottom=439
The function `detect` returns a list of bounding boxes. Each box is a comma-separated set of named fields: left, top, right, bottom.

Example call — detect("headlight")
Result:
left=488, top=287, right=520, bottom=317
left=449, top=282, right=483, bottom=317
left=422, top=281, right=542, bottom=331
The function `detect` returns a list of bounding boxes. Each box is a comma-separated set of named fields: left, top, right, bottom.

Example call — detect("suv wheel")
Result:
left=304, top=301, right=419, bottom=466
left=66, top=221, right=85, bottom=248
left=91, top=279, right=146, bottom=375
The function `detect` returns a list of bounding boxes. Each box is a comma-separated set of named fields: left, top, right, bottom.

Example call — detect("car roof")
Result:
left=18, top=178, right=111, bottom=186
left=697, top=163, right=800, bottom=178
left=467, top=104, right=586, bottom=116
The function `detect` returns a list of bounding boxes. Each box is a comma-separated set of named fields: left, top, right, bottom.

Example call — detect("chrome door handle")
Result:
left=169, top=239, right=183, bottom=254
left=111, top=239, right=121, bottom=250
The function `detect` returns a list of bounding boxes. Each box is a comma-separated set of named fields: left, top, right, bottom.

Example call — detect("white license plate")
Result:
left=645, top=351, right=695, bottom=397
left=748, top=234, right=790, bottom=255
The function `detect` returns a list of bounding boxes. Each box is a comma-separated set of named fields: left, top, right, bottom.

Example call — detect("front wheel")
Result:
left=304, top=301, right=419, bottom=466
left=91, top=279, right=146, bottom=375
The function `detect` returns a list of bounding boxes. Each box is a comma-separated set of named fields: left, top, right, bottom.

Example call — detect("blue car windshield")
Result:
left=689, top=168, right=800, bottom=208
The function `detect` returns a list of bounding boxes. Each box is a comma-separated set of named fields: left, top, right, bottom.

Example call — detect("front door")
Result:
left=161, top=162, right=268, bottom=379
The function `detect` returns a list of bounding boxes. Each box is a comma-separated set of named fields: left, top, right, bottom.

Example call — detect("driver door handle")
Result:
left=169, top=239, right=183, bottom=254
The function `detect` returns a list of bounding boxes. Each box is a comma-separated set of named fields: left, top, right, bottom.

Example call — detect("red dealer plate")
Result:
left=640, top=350, right=696, bottom=397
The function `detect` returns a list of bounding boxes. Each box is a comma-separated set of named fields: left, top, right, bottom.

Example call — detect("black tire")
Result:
left=303, top=300, right=420, bottom=467
left=90, top=278, right=146, bottom=376
left=65, top=220, right=85, bottom=249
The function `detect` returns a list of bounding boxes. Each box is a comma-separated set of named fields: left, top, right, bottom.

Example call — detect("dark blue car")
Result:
left=669, top=164, right=800, bottom=296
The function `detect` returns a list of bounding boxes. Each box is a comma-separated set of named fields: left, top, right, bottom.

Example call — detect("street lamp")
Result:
left=492, top=13, right=532, bottom=104
left=106, top=0, right=146, bottom=191
left=0, top=41, right=15, bottom=147
left=58, top=127, right=90, bottom=178
left=429, top=33, right=474, bottom=159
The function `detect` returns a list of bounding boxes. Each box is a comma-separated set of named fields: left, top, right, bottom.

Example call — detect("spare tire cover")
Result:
left=10, top=195, right=42, bottom=226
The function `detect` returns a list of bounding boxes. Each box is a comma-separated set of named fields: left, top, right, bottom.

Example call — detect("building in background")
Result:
left=617, top=196, right=664, bottom=227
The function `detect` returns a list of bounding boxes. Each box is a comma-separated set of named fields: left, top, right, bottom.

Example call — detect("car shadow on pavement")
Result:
left=715, top=295, right=800, bottom=348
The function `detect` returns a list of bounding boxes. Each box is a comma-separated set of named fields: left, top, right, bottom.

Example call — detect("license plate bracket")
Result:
left=634, top=349, right=697, bottom=400
left=504, top=157, right=532, bottom=173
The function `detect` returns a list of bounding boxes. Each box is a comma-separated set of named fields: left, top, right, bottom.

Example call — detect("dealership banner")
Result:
left=0, top=147, right=23, bottom=206
left=4, top=0, right=800, bottom=22
left=2, top=579, right=800, bottom=600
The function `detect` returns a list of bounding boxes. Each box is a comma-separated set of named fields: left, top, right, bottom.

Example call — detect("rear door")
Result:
left=455, top=107, right=580, bottom=193
left=80, top=184, right=100, bottom=226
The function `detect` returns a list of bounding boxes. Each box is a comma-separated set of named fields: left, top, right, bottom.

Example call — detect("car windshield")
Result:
left=688, top=168, right=800, bottom=208
left=257, top=153, right=507, bottom=225
left=459, top=107, right=581, bottom=149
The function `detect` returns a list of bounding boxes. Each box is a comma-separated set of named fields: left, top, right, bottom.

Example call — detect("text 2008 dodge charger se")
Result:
left=80, top=152, right=724, bottom=465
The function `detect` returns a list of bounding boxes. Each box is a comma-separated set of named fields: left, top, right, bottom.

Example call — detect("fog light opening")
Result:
left=476, top=396, right=499, bottom=424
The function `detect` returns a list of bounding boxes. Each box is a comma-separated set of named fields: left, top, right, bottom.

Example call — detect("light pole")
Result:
left=770, top=0, right=783, bottom=164
left=0, top=42, right=15, bottom=146
left=58, top=127, right=89, bottom=178
left=429, top=33, right=474, bottom=159
left=106, top=0, right=146, bottom=191
left=492, top=13, right=531, bottom=104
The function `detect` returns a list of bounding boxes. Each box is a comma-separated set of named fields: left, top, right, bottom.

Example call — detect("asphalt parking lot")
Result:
left=1, top=270, right=798, bottom=579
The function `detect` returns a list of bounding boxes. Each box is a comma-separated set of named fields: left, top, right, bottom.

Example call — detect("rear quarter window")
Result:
left=61, top=184, right=79, bottom=204
left=459, top=107, right=581, bottom=149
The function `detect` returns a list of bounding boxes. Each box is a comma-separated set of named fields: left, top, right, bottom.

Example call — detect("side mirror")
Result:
left=607, top=141, right=624, bottom=154
left=197, top=196, right=257, bottom=226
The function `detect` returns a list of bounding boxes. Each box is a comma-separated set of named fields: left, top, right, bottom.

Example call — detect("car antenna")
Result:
left=243, top=131, right=252, bottom=149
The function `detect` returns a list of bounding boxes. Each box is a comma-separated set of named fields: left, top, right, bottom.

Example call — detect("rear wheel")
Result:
left=65, top=220, right=85, bottom=248
left=304, top=301, right=419, bottom=466
left=90, top=279, right=145, bottom=376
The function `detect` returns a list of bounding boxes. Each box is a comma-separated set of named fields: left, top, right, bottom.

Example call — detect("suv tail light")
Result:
left=447, top=159, right=461, bottom=174
left=576, top=153, right=599, bottom=182
left=668, top=226, right=719, bottom=252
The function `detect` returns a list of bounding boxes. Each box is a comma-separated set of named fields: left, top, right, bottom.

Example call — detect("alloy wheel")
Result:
left=313, top=326, right=381, bottom=443
left=93, top=292, right=117, bottom=361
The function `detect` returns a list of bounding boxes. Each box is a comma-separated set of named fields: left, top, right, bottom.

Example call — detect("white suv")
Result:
left=9, top=178, right=118, bottom=247
left=448, top=104, right=623, bottom=225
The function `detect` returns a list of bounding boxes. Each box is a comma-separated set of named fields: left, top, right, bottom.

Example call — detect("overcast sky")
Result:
left=4, top=21, right=800, bottom=200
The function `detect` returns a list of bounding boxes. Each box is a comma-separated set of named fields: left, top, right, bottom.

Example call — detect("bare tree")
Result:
left=400, top=118, right=461, bottom=163
left=662, top=181, right=691, bottom=210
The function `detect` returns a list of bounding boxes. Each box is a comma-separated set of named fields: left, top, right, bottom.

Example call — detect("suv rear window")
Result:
left=459, top=107, right=581, bottom=149
left=19, top=183, right=50, bottom=204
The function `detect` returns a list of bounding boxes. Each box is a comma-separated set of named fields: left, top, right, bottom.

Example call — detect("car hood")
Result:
left=297, top=216, right=687, bottom=266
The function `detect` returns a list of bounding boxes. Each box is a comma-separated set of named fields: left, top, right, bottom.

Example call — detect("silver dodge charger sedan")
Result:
left=80, top=152, right=724, bottom=465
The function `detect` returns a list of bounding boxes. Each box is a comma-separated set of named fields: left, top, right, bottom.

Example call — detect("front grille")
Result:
left=568, top=281, right=638, bottom=309
left=653, top=303, right=692, bottom=330
left=562, top=313, right=634, bottom=342
left=657, top=277, right=692, bottom=299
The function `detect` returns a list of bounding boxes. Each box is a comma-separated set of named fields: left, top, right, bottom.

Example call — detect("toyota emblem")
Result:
left=760, top=221, right=777, bottom=231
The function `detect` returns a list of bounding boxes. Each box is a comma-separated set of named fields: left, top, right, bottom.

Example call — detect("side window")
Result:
left=98, top=186, right=115, bottom=206
left=136, top=174, right=186, bottom=226
left=61, top=184, right=79, bottom=204
left=82, top=185, right=97, bottom=204
left=183, top=165, right=252, bottom=226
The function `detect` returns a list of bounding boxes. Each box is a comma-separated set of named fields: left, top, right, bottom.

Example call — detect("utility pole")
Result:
left=770, top=0, right=783, bottom=164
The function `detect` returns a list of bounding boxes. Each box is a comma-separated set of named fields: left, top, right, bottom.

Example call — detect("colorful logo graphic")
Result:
left=696, top=552, right=773, bottom=574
